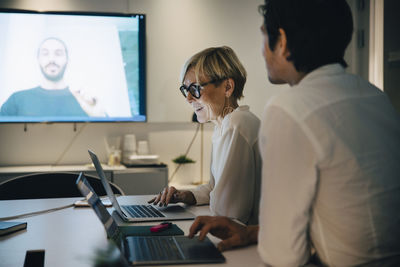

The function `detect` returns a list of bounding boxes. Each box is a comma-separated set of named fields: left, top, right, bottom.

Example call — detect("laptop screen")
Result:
left=76, top=172, right=121, bottom=243
left=88, top=149, right=125, bottom=215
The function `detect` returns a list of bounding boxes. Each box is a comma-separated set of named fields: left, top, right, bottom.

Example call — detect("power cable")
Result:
left=168, top=123, right=200, bottom=183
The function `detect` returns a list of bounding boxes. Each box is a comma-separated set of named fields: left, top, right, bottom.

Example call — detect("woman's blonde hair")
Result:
left=180, top=46, right=247, bottom=100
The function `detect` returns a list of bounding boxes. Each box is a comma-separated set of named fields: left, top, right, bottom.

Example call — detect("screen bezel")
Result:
left=0, top=8, right=147, bottom=123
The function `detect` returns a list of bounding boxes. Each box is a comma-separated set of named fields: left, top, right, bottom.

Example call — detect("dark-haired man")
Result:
left=0, top=37, right=105, bottom=117
left=189, top=0, right=400, bottom=266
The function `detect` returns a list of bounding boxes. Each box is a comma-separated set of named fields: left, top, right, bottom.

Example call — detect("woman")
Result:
left=149, top=46, right=261, bottom=224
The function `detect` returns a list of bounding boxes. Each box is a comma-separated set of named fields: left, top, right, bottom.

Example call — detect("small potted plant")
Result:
left=170, top=155, right=196, bottom=184
left=172, top=155, right=196, bottom=164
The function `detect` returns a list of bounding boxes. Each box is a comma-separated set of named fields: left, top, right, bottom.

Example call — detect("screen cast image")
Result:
left=0, top=10, right=146, bottom=122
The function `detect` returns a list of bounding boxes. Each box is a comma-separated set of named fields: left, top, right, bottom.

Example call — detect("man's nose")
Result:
left=46, top=55, right=56, bottom=63
left=48, top=52, right=60, bottom=61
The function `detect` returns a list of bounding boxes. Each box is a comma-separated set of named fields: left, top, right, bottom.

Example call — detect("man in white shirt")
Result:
left=189, top=0, right=400, bottom=266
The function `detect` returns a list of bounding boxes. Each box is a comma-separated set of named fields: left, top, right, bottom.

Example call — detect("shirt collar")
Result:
left=296, top=63, right=345, bottom=87
left=214, top=105, right=248, bottom=132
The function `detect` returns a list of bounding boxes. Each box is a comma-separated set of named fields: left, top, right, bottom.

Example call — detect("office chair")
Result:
left=0, top=172, right=124, bottom=200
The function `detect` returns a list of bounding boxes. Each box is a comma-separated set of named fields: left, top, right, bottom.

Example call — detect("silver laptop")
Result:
left=76, top=172, right=225, bottom=266
left=88, top=149, right=195, bottom=222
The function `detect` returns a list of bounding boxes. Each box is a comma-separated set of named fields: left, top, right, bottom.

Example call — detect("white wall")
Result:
left=0, top=121, right=214, bottom=184
left=0, top=0, right=280, bottom=123
left=127, top=0, right=282, bottom=122
left=0, top=0, right=281, bottom=185
left=0, top=0, right=365, bottom=184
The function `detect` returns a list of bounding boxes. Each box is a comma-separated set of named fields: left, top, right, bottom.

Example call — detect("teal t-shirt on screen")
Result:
left=0, top=86, right=88, bottom=117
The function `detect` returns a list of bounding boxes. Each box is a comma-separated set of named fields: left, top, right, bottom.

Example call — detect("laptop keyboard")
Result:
left=130, top=236, right=184, bottom=261
left=122, top=205, right=165, bottom=218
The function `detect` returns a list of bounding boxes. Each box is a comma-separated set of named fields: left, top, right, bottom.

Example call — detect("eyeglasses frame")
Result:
left=179, top=78, right=227, bottom=99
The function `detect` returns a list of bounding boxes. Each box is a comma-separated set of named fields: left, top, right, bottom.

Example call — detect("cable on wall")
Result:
left=168, top=123, right=200, bottom=183
left=53, top=123, right=88, bottom=166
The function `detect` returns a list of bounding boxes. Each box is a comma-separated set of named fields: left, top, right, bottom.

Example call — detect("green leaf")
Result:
left=172, top=155, right=196, bottom=164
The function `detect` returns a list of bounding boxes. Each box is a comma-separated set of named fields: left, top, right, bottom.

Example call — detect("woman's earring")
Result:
left=222, top=96, right=234, bottom=117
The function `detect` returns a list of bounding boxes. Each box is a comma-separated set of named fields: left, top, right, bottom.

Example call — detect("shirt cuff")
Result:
left=190, top=186, right=210, bottom=205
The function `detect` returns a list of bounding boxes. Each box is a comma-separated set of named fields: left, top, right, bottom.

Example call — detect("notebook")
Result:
left=0, top=221, right=27, bottom=236
left=88, top=149, right=195, bottom=222
left=76, top=172, right=225, bottom=266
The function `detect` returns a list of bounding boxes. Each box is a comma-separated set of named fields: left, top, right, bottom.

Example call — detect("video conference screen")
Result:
left=0, top=10, right=146, bottom=122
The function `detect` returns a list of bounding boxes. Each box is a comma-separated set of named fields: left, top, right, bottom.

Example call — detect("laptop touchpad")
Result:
left=158, top=205, right=185, bottom=212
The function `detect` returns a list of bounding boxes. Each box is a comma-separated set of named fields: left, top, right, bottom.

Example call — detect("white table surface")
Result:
left=0, top=196, right=264, bottom=267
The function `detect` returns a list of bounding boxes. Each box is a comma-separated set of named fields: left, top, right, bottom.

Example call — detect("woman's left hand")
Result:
left=148, top=186, right=196, bottom=206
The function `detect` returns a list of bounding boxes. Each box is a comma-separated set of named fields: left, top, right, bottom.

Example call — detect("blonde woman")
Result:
left=149, top=46, right=261, bottom=224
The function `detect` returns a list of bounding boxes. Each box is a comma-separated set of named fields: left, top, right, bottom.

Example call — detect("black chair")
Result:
left=0, top=172, right=124, bottom=200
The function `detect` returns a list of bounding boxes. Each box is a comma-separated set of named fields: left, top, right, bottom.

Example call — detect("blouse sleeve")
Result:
left=190, top=169, right=215, bottom=205
left=258, top=105, right=318, bottom=266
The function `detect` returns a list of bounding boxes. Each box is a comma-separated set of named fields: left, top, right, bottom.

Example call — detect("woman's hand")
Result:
left=148, top=186, right=196, bottom=206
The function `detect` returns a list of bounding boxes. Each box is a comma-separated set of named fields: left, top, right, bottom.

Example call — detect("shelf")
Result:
left=0, top=164, right=126, bottom=173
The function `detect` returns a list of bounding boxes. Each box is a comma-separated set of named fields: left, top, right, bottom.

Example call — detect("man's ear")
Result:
left=225, top=78, right=235, bottom=97
left=278, top=28, right=290, bottom=59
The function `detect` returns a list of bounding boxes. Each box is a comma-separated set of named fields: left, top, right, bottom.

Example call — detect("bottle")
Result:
left=123, top=134, right=137, bottom=163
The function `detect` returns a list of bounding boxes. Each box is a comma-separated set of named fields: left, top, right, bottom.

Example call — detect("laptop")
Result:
left=88, top=149, right=195, bottom=222
left=76, top=172, right=225, bottom=266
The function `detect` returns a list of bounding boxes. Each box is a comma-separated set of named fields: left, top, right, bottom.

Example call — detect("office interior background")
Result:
left=0, top=0, right=398, bottom=185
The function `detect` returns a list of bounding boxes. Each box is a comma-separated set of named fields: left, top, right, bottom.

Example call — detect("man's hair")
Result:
left=37, top=37, right=69, bottom=59
left=180, top=46, right=247, bottom=100
left=259, top=0, right=353, bottom=73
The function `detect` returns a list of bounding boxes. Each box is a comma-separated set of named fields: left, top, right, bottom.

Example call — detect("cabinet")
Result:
left=0, top=164, right=168, bottom=195
left=113, top=167, right=168, bottom=195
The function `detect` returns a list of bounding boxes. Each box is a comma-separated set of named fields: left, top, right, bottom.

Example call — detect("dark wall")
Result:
left=384, top=0, right=400, bottom=113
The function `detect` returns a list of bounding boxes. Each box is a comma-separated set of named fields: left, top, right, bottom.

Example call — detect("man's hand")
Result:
left=148, top=186, right=196, bottom=206
left=188, top=216, right=259, bottom=251
left=71, top=88, right=107, bottom=117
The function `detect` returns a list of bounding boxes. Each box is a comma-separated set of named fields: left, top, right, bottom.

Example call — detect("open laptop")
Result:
left=76, top=172, right=225, bottom=266
left=88, top=149, right=195, bottom=222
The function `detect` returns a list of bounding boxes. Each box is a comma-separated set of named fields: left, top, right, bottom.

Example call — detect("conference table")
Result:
left=0, top=196, right=264, bottom=267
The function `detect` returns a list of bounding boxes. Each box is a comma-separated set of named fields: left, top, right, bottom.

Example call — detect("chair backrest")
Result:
left=0, top=172, right=124, bottom=200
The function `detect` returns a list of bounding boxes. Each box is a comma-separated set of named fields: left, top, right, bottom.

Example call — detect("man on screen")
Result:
left=0, top=37, right=105, bottom=117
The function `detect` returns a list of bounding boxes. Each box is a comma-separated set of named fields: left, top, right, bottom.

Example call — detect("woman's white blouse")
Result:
left=191, top=105, right=262, bottom=224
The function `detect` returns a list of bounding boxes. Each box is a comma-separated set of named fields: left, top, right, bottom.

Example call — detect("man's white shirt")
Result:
left=258, top=64, right=400, bottom=266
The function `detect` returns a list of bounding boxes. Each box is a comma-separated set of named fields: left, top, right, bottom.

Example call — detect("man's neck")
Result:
left=282, top=63, right=307, bottom=86
left=40, top=79, right=68, bottom=90
left=288, top=71, right=307, bottom=86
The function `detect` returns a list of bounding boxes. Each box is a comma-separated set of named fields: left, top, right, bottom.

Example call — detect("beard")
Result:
left=40, top=63, right=67, bottom=82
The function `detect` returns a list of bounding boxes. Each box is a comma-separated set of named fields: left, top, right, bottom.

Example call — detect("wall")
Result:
left=128, top=0, right=278, bottom=123
left=0, top=0, right=367, bottom=185
left=0, top=0, right=274, bottom=183
left=0, top=0, right=276, bottom=186
left=346, top=0, right=370, bottom=81
left=384, top=0, right=400, bottom=113
left=0, top=0, right=275, bottom=123
left=0, top=121, right=214, bottom=184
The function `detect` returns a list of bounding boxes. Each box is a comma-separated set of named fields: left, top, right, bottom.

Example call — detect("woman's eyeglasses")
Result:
left=179, top=78, right=226, bottom=99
